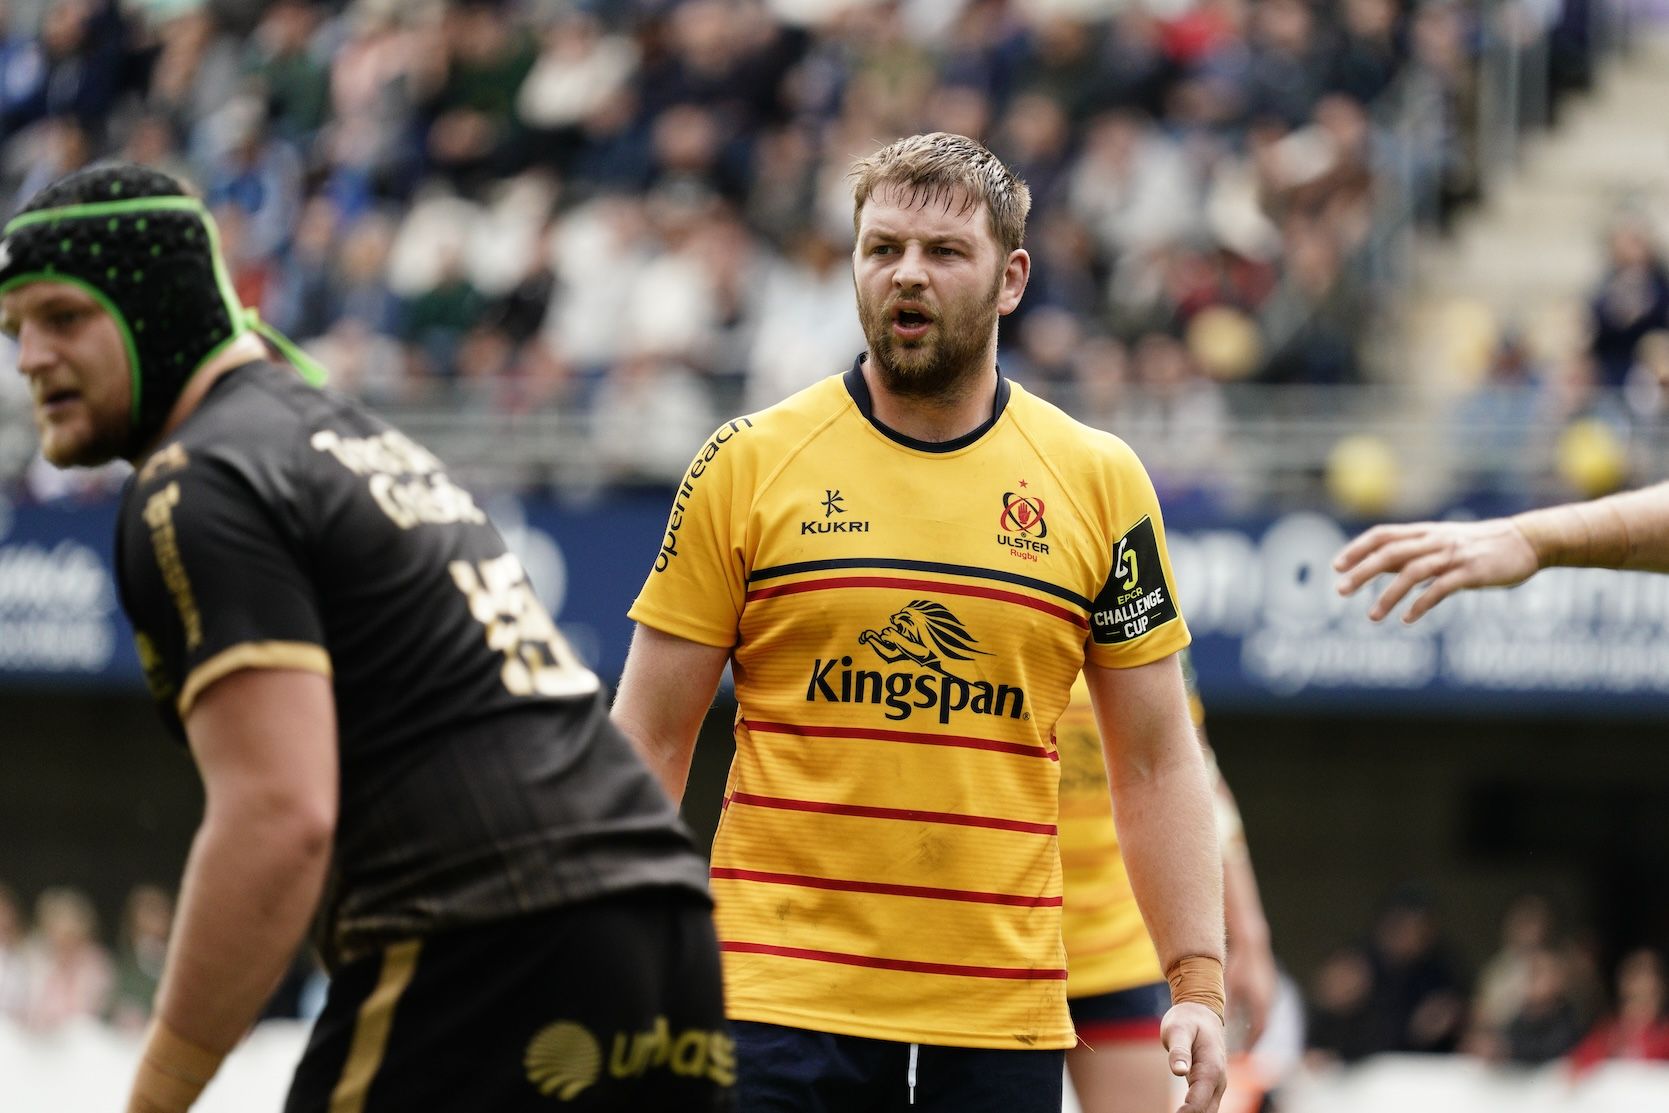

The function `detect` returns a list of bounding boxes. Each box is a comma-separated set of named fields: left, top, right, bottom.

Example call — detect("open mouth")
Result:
left=39, top=388, right=79, bottom=413
left=892, top=306, right=934, bottom=338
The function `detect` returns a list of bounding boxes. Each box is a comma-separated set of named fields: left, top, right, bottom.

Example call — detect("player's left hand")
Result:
left=1161, top=1001, right=1228, bottom=1113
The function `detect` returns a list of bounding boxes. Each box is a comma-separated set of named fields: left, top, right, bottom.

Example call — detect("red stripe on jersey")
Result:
left=745, top=575, right=1088, bottom=628
left=721, top=940, right=1069, bottom=980
left=1075, top=1018, right=1163, bottom=1044
left=728, top=790, right=1057, bottom=835
left=711, top=866, right=1064, bottom=908
left=746, top=719, right=1059, bottom=761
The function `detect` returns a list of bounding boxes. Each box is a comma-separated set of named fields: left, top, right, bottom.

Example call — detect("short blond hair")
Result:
left=848, top=132, right=1031, bottom=254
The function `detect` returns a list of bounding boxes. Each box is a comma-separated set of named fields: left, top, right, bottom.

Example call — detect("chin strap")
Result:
left=241, top=307, right=328, bottom=387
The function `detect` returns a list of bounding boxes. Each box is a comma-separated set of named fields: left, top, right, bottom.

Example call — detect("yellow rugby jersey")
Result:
left=1058, top=650, right=1207, bottom=1000
left=630, top=362, right=1190, bottom=1049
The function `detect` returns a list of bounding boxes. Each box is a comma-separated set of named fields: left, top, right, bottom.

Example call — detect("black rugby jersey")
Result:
left=115, top=362, right=708, bottom=961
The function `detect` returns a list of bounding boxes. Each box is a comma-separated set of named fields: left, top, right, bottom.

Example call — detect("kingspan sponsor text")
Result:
left=806, top=655, right=1025, bottom=723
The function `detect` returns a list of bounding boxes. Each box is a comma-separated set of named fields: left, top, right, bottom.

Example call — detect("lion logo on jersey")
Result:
left=858, top=599, right=990, bottom=676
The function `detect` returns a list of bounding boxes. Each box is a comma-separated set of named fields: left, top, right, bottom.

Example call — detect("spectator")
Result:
left=1473, top=893, right=1559, bottom=1036
left=333, top=209, right=404, bottom=338
left=744, top=226, right=860, bottom=411
left=0, top=883, right=26, bottom=1020
left=321, top=0, right=426, bottom=202
left=1069, top=334, right=1132, bottom=428
left=1124, top=330, right=1230, bottom=501
left=200, top=93, right=306, bottom=263
left=591, top=351, right=716, bottom=485
left=414, top=0, right=537, bottom=188
left=1067, top=109, right=1199, bottom=264
left=1306, top=946, right=1390, bottom=1065
left=1453, top=329, right=1549, bottom=496
left=21, top=886, right=113, bottom=1031
left=1243, top=0, right=1330, bottom=127
left=516, top=6, right=639, bottom=173
left=400, top=236, right=486, bottom=379
left=264, top=193, right=343, bottom=341
left=1260, top=214, right=1367, bottom=383
left=1622, top=328, right=1669, bottom=422
left=1589, top=213, right=1669, bottom=388
left=1568, top=948, right=1669, bottom=1073
left=107, top=884, right=173, bottom=1033
left=1009, top=304, right=1083, bottom=403
left=1498, top=948, right=1585, bottom=1064
left=1365, top=888, right=1468, bottom=1055
left=140, top=4, right=240, bottom=142
left=242, top=0, right=330, bottom=145
left=1329, top=0, right=1403, bottom=104
left=0, top=0, right=128, bottom=140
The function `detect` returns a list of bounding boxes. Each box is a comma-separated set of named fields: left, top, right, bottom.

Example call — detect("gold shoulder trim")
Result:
left=177, top=641, right=333, bottom=718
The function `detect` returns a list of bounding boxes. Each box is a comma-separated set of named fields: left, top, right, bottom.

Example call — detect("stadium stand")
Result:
left=3, top=1, right=1668, bottom=1110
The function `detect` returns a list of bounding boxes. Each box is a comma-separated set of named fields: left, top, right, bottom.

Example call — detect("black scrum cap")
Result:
left=0, top=164, right=323, bottom=455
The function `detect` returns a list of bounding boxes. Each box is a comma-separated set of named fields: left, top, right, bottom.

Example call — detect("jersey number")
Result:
left=450, top=554, right=599, bottom=699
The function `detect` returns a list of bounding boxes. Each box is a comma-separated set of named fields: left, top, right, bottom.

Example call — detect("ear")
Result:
left=996, top=249, right=1030, bottom=317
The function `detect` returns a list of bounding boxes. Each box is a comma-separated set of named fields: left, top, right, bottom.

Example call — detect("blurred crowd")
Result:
left=1306, top=887, right=1669, bottom=1075
left=11, top=871, right=1667, bottom=1086
left=0, top=881, right=170, bottom=1033
left=0, top=0, right=1578, bottom=495
left=0, top=880, right=323, bottom=1034
left=1444, top=209, right=1669, bottom=508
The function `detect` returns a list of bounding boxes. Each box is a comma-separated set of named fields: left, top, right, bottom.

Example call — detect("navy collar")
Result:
left=842, top=354, right=1011, bottom=453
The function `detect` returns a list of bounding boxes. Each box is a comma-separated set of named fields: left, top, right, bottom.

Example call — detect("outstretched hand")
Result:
left=1332, top=518, right=1539, bottom=623
left=1161, top=1001, right=1228, bottom=1113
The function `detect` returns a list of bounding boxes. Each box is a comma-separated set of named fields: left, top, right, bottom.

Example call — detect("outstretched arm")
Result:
left=612, top=623, right=731, bottom=803
left=1333, top=482, right=1669, bottom=622
left=1211, top=762, right=1276, bottom=1045
left=129, top=668, right=336, bottom=1113
left=1086, top=654, right=1227, bottom=1113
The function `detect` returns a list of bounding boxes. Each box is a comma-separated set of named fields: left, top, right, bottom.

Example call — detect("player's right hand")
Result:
left=1332, top=518, right=1539, bottom=623
left=1161, top=1001, right=1227, bottom=1113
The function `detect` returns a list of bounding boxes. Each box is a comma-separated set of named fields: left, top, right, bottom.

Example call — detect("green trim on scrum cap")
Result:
left=0, top=270, right=146, bottom=425
left=2, top=196, right=211, bottom=232
left=6, top=196, right=246, bottom=341
left=4, top=196, right=326, bottom=409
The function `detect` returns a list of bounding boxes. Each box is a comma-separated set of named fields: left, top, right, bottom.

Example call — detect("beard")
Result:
left=858, top=270, right=1004, bottom=399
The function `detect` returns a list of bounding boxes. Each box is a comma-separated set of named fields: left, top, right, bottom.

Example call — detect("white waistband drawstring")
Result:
left=907, top=1042, right=919, bottom=1104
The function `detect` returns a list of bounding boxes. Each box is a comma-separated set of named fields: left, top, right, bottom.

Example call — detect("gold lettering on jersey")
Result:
left=141, top=482, right=203, bottom=650
left=309, top=430, right=486, bottom=530
left=132, top=631, right=176, bottom=702
left=449, top=553, right=600, bottom=699
left=137, top=442, right=188, bottom=485
left=655, top=417, right=753, bottom=572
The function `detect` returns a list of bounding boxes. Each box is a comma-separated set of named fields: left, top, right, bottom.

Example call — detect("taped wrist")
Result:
left=129, top=1021, right=224, bottom=1113
left=1512, top=500, right=1631, bottom=569
left=1165, top=954, right=1226, bottom=1022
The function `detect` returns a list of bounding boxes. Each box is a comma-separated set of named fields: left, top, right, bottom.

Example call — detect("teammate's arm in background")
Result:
left=1210, top=756, right=1276, bottom=1045
left=129, top=669, right=336, bottom=1113
left=1086, top=654, right=1227, bottom=1113
left=1333, top=481, right=1669, bottom=622
left=612, top=624, right=731, bottom=803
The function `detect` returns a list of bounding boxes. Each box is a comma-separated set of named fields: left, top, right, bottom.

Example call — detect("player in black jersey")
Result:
left=1, top=164, right=730, bottom=1113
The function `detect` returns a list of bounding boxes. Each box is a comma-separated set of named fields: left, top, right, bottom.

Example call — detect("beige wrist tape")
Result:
left=1512, top=500, right=1632, bottom=569
left=1165, top=954, right=1226, bottom=1022
left=129, top=1021, right=224, bottom=1113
